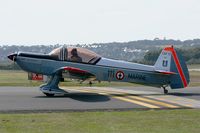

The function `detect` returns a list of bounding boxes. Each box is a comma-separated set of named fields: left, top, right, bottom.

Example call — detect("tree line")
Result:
left=142, top=47, right=200, bottom=65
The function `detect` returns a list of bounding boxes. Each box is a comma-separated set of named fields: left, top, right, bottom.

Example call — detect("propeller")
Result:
left=7, top=52, right=18, bottom=70
left=7, top=53, right=17, bottom=61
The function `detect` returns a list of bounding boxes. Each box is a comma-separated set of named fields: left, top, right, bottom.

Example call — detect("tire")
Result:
left=44, top=93, right=55, bottom=97
left=164, top=89, right=168, bottom=94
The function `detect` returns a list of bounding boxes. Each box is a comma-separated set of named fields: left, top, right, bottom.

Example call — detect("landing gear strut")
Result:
left=163, top=87, right=168, bottom=94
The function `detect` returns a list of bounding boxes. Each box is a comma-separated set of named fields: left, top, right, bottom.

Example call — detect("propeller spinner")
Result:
left=7, top=53, right=17, bottom=61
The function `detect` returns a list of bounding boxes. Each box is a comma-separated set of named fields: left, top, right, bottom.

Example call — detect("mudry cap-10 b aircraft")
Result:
left=8, top=45, right=190, bottom=96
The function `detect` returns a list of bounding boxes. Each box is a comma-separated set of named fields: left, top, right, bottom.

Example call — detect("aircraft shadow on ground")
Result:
left=34, top=92, right=200, bottom=103
left=34, top=92, right=111, bottom=102
left=169, top=92, right=200, bottom=96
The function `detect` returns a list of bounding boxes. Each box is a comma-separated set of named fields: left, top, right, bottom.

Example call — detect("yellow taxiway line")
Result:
left=64, top=87, right=180, bottom=109
left=87, top=87, right=181, bottom=108
left=127, top=96, right=178, bottom=108
left=68, top=88, right=160, bottom=108
left=146, top=95, right=194, bottom=108
left=73, top=87, right=179, bottom=108
left=112, top=96, right=160, bottom=108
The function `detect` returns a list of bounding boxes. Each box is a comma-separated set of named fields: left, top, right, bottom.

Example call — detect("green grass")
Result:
left=0, top=109, right=199, bottom=133
left=189, top=71, right=200, bottom=86
left=0, top=70, right=41, bottom=86
left=188, top=64, right=200, bottom=69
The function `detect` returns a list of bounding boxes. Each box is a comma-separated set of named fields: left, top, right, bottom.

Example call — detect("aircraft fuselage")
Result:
left=16, top=54, right=169, bottom=88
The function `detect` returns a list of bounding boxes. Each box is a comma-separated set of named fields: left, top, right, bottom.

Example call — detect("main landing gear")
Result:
left=162, top=87, right=168, bottom=94
left=40, top=74, right=68, bottom=97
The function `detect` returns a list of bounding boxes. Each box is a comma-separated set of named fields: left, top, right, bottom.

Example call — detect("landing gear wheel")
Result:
left=89, top=81, right=92, bottom=87
left=163, top=87, right=168, bottom=94
left=164, top=89, right=168, bottom=94
left=43, top=93, right=55, bottom=97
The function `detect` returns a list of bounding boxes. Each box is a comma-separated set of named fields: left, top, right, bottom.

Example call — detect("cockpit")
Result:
left=49, top=47, right=101, bottom=64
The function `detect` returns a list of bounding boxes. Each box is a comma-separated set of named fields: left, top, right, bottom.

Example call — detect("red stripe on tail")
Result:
left=164, top=46, right=187, bottom=87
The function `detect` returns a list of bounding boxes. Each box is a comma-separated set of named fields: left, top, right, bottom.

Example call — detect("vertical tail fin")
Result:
left=154, top=45, right=190, bottom=89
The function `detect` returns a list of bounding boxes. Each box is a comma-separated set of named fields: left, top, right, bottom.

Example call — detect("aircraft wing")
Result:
left=54, top=66, right=95, bottom=80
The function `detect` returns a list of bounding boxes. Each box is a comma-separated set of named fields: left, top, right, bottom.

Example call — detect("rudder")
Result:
left=154, top=45, right=190, bottom=89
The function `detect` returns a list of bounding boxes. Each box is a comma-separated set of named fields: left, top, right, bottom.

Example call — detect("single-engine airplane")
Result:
left=8, top=45, right=190, bottom=96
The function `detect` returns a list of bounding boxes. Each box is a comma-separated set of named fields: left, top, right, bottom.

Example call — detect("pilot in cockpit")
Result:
left=70, top=48, right=82, bottom=62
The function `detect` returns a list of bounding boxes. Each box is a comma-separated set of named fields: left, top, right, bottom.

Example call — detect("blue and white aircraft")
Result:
left=8, top=45, right=190, bottom=96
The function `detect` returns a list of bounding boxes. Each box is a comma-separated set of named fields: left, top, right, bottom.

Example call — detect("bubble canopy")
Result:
left=49, top=47, right=101, bottom=64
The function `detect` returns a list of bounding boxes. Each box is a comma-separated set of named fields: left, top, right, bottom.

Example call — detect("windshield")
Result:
left=49, top=47, right=101, bottom=64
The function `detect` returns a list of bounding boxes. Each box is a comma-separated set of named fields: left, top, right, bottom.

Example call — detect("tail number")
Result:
left=162, top=60, right=168, bottom=67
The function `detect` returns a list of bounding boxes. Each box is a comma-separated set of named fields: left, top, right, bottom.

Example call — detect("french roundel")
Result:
left=116, top=71, right=124, bottom=80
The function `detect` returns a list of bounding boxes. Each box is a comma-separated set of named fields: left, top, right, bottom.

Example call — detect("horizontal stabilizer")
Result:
left=155, top=70, right=176, bottom=75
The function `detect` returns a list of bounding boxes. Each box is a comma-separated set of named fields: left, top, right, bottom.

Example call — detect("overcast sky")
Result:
left=0, top=0, right=199, bottom=45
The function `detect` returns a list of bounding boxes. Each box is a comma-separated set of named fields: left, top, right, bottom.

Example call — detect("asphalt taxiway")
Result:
left=0, top=86, right=200, bottom=113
